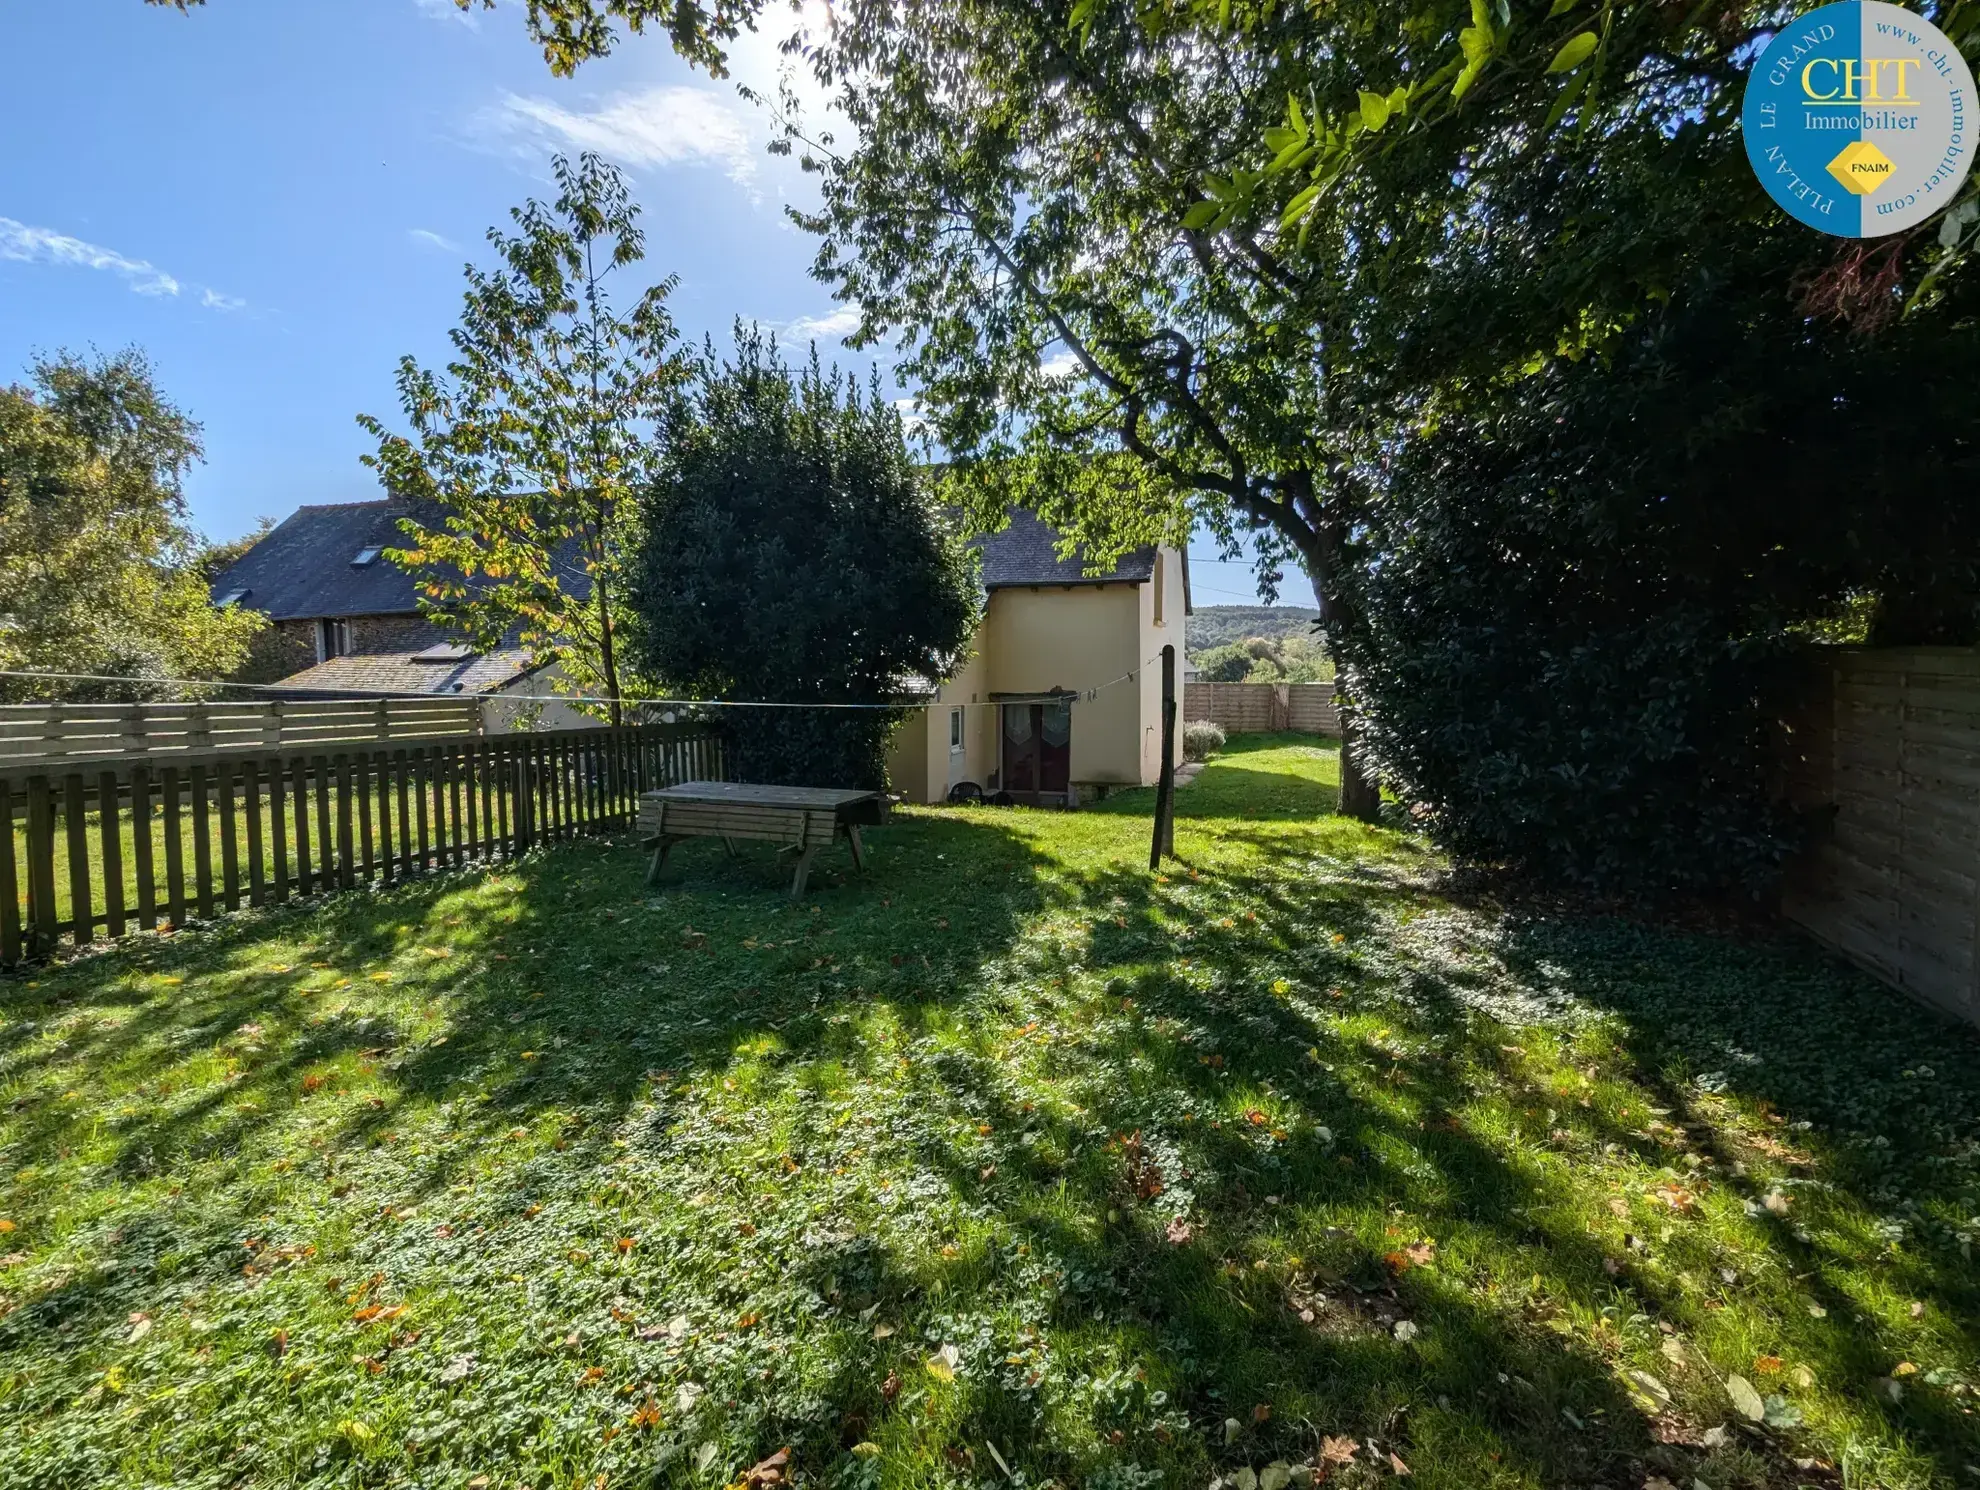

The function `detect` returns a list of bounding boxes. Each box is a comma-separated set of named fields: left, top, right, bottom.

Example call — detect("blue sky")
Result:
left=0, top=0, right=1288, bottom=608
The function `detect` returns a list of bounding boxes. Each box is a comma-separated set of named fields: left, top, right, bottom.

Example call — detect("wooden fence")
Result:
left=1183, top=681, right=1339, bottom=735
left=0, top=722, right=727, bottom=965
left=1775, top=646, right=1979, bottom=1028
left=0, top=698, right=488, bottom=775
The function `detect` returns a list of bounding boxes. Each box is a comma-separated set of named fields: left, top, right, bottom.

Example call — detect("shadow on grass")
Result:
left=2, top=741, right=1976, bottom=1490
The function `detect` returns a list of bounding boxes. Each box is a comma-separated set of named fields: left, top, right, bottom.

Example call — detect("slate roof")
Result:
left=269, top=649, right=542, bottom=699
left=210, top=501, right=425, bottom=621
left=209, top=499, right=593, bottom=621
left=979, top=509, right=1159, bottom=588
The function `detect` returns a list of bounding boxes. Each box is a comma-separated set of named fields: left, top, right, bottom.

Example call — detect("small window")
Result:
left=1152, top=553, right=1167, bottom=625
left=216, top=587, right=248, bottom=607
left=352, top=546, right=381, bottom=567
left=317, top=618, right=352, bottom=660
left=949, top=707, right=964, bottom=749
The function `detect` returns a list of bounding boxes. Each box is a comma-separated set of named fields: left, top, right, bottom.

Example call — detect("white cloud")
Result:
left=1040, top=350, right=1082, bottom=381
left=201, top=288, right=246, bottom=311
left=779, top=307, right=862, bottom=346
left=891, top=395, right=930, bottom=437
left=413, top=0, right=482, bottom=26
left=483, top=87, right=758, bottom=185
left=0, top=216, right=180, bottom=296
left=409, top=227, right=460, bottom=252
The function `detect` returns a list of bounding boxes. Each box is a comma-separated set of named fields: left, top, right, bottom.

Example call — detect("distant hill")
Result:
left=1187, top=605, right=1322, bottom=657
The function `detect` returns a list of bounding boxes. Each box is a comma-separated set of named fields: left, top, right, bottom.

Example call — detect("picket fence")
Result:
left=0, top=721, right=726, bottom=965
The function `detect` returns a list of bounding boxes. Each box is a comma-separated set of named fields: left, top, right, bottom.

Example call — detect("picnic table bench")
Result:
left=637, top=781, right=884, bottom=901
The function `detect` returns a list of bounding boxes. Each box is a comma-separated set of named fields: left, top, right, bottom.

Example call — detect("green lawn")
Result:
left=2, top=737, right=1977, bottom=1490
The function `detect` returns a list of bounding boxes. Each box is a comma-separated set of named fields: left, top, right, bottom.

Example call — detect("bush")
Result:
left=1182, top=720, right=1226, bottom=763
left=631, top=331, right=979, bottom=789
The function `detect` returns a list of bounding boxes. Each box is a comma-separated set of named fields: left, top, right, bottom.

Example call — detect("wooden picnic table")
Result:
left=636, top=781, right=884, bottom=901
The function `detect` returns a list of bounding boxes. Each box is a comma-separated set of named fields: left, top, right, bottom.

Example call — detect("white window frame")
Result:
left=1152, top=551, right=1167, bottom=625
left=949, top=707, right=964, bottom=750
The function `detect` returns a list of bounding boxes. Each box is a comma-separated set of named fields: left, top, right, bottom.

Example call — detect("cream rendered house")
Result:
left=888, top=511, right=1190, bottom=806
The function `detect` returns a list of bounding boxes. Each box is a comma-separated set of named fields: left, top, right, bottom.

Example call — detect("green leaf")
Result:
left=1264, top=126, right=1303, bottom=153
left=1547, top=31, right=1599, bottom=74
left=1183, top=200, right=1221, bottom=230
left=1359, top=89, right=1392, bottom=131
left=1541, top=69, right=1588, bottom=131
left=1452, top=58, right=1483, bottom=100
left=1288, top=94, right=1307, bottom=134
left=1280, top=182, right=1321, bottom=230
left=1387, top=85, right=1412, bottom=116
left=1460, top=25, right=1494, bottom=67
left=1546, top=0, right=1578, bottom=14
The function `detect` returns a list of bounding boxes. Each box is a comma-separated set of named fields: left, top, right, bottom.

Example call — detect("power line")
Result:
left=0, top=665, right=1158, bottom=713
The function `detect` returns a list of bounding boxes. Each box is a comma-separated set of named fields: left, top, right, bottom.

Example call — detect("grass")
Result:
left=1, top=735, right=1977, bottom=1490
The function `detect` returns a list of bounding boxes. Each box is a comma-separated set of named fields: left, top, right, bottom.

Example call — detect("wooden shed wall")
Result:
left=1776, top=647, right=1980, bottom=1028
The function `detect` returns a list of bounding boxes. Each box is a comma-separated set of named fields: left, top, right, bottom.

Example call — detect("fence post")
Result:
left=25, top=776, right=57, bottom=956
left=1150, top=644, right=1177, bottom=868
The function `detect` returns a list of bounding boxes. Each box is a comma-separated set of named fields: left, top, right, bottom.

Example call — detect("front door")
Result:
left=1001, top=700, right=1071, bottom=804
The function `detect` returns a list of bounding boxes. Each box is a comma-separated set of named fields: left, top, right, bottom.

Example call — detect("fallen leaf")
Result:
left=1725, top=1373, right=1765, bottom=1421
left=1164, top=1216, right=1194, bottom=1246
left=745, top=1447, right=791, bottom=1488
left=1252, top=1402, right=1272, bottom=1423
left=1763, top=1190, right=1791, bottom=1215
left=1393, top=1320, right=1419, bottom=1342
left=440, top=1352, right=477, bottom=1384
left=927, top=1344, right=961, bottom=1382
left=872, top=1322, right=896, bottom=1340
left=1320, top=1435, right=1359, bottom=1465
left=1892, top=1361, right=1919, bottom=1377
left=126, top=1313, right=152, bottom=1343
left=1754, top=1355, right=1783, bottom=1375
left=881, top=1371, right=901, bottom=1403
left=629, top=1397, right=662, bottom=1430
left=1388, top=1452, right=1411, bottom=1477
left=616, top=1237, right=635, bottom=1254
left=1626, top=1369, right=1671, bottom=1412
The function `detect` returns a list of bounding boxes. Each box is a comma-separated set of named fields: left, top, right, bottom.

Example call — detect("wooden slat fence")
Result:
left=0, top=722, right=726, bottom=965
left=0, top=698, right=491, bottom=774
left=1183, top=681, right=1338, bottom=735
left=1775, top=646, right=1980, bottom=1028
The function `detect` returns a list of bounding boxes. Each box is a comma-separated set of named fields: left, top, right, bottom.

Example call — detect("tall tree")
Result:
left=631, top=329, right=979, bottom=789
left=0, top=350, right=265, bottom=701
left=359, top=152, right=687, bottom=724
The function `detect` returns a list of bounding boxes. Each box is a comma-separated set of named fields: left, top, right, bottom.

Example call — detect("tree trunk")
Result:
left=1308, top=571, right=1381, bottom=823
left=596, top=574, right=624, bottom=729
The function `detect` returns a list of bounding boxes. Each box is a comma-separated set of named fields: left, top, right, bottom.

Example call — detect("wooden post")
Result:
left=65, top=772, right=93, bottom=945
left=131, top=766, right=156, bottom=930
left=1150, top=644, right=1177, bottom=869
left=0, top=779, right=20, bottom=965
left=101, top=770, right=126, bottom=938
left=25, top=776, right=57, bottom=955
